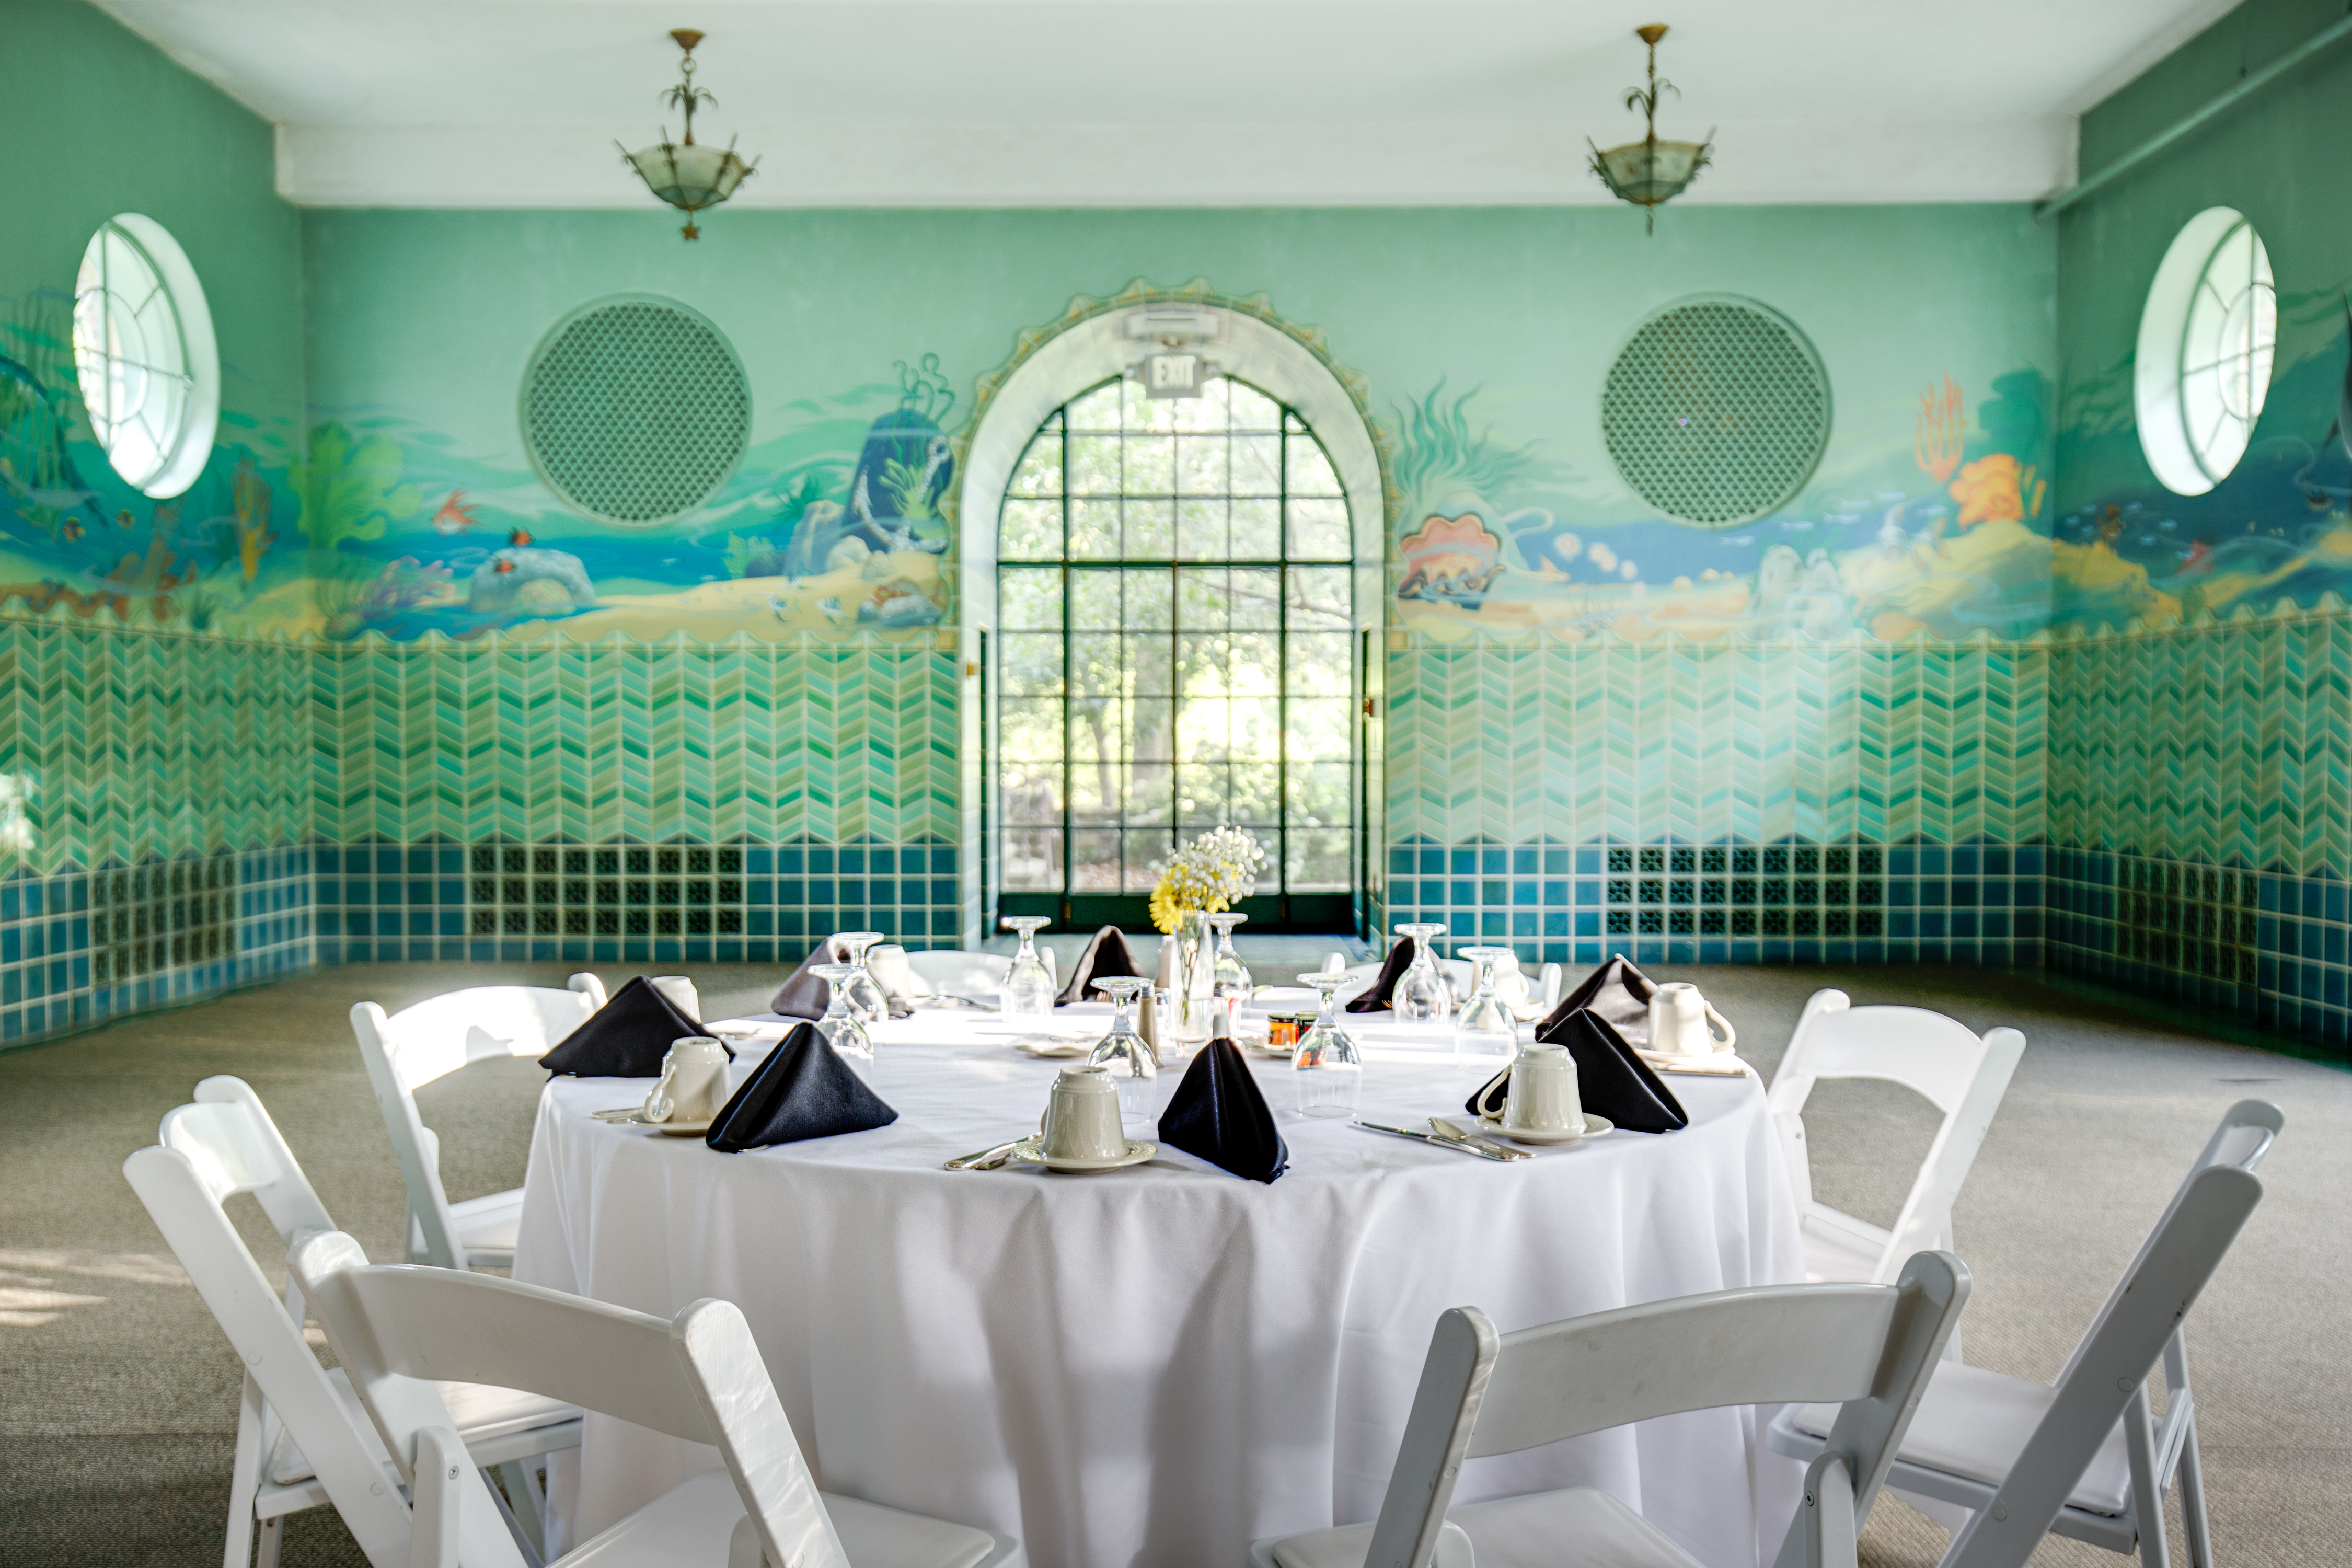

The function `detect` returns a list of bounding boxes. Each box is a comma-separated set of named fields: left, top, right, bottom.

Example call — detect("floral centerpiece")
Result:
left=1149, top=825, right=1267, bottom=934
left=1149, top=826, right=1268, bottom=1045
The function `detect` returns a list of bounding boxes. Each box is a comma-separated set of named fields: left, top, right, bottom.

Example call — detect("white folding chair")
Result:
left=1769, top=1099, right=2280, bottom=1568
left=1249, top=1251, right=1970, bottom=1568
left=290, top=1229, right=1025, bottom=1568
left=1767, top=989, right=2026, bottom=1288
left=351, top=973, right=607, bottom=1271
left=123, top=1076, right=582, bottom=1568
left=905, top=949, right=1011, bottom=1001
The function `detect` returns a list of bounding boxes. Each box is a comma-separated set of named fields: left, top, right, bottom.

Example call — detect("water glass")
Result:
left=1291, top=972, right=1363, bottom=1118
left=1393, top=922, right=1451, bottom=1024
left=1000, top=916, right=1056, bottom=1016
left=837, top=930, right=890, bottom=1023
left=1086, top=976, right=1158, bottom=1119
left=1208, top=912, right=1252, bottom=1029
left=812, top=962, right=871, bottom=1060
left=1451, top=946, right=1519, bottom=1060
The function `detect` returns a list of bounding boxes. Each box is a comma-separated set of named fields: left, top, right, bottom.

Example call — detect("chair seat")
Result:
left=561, top=1469, right=1007, bottom=1568
left=412, top=1187, right=526, bottom=1264
left=1265, top=1489, right=1701, bottom=1568
left=269, top=1365, right=578, bottom=1486
left=1794, top=1359, right=2132, bottom=1517
left=1798, top=1202, right=1892, bottom=1283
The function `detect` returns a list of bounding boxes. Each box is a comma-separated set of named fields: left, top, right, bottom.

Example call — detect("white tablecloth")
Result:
left=513, top=1010, right=1804, bottom=1568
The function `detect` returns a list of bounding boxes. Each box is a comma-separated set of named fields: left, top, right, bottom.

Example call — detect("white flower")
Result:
left=1158, top=825, right=1267, bottom=909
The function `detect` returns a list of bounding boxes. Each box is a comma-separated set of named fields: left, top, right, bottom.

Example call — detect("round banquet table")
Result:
left=513, top=1007, right=1805, bottom=1568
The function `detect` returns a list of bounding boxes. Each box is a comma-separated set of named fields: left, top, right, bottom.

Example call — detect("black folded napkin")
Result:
left=769, top=935, right=916, bottom=1020
left=1157, top=1037, right=1288, bottom=1183
left=537, top=976, right=721, bottom=1079
left=1464, top=1008, right=1687, bottom=1133
left=1343, top=937, right=1416, bottom=1014
left=1535, top=952, right=1657, bottom=1044
left=705, top=1021, right=900, bottom=1151
left=1057, top=926, right=1142, bottom=1006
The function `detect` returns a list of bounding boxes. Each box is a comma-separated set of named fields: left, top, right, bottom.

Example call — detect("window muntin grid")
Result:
left=2178, top=218, right=2276, bottom=487
left=73, top=222, right=196, bottom=494
left=997, top=376, right=1355, bottom=905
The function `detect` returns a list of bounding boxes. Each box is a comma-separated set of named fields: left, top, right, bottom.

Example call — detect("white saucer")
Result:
left=1013, top=1039, right=1092, bottom=1059
left=1009, top=1136, right=1156, bottom=1173
left=1478, top=1112, right=1614, bottom=1146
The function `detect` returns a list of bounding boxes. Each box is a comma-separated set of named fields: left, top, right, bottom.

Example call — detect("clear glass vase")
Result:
left=1171, top=909, right=1218, bottom=1050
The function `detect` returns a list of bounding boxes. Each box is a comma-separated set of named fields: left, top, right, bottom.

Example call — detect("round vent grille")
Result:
left=521, top=295, right=750, bottom=524
left=1600, top=297, right=1829, bottom=527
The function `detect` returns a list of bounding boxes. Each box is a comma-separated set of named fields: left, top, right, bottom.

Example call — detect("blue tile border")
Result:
left=1377, top=837, right=2045, bottom=971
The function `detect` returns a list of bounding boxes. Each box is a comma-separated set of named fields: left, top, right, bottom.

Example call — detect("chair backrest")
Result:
left=905, top=949, right=1010, bottom=996
left=1768, top=989, right=2027, bottom=1279
left=351, top=973, right=605, bottom=1269
left=1362, top=1252, right=1970, bottom=1568
left=124, top=1094, right=413, bottom=1568
left=292, top=1229, right=849, bottom=1568
left=1945, top=1101, right=2276, bottom=1568
left=159, top=1075, right=337, bottom=1248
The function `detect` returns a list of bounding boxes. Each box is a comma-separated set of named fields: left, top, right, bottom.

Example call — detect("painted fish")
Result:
left=509, top=527, right=532, bottom=548
left=430, top=492, right=478, bottom=535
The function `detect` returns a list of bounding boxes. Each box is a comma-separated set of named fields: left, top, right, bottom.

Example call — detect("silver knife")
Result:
left=1352, top=1119, right=1519, bottom=1162
left=1428, top=1115, right=1531, bottom=1160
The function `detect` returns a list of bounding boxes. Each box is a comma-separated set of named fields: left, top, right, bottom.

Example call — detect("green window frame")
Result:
left=994, top=375, right=1358, bottom=933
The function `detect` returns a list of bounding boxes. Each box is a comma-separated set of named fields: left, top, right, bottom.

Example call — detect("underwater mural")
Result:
left=1387, top=370, right=2057, bottom=644
left=0, top=311, right=963, bottom=644
left=283, top=353, right=960, bottom=644
left=1, top=288, right=306, bottom=635
left=2050, top=286, right=2352, bottom=632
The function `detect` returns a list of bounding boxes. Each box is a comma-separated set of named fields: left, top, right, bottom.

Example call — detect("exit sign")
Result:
left=1144, top=352, right=1204, bottom=399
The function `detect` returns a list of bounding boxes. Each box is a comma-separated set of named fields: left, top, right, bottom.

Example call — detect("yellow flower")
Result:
left=1148, top=875, right=1228, bottom=935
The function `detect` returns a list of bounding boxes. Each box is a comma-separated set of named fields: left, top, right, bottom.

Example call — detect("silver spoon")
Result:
left=942, top=1138, right=1023, bottom=1171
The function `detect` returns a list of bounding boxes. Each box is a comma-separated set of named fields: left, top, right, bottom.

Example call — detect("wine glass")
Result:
left=1451, top=946, right=1519, bottom=1060
left=1086, top=976, right=1158, bottom=1119
left=812, top=963, right=871, bottom=1060
left=999, top=916, right=1056, bottom=1016
left=1208, top=912, right=1252, bottom=1027
left=1291, top=972, right=1363, bottom=1118
left=1393, top=921, right=1452, bottom=1024
left=837, top=930, right=889, bottom=1024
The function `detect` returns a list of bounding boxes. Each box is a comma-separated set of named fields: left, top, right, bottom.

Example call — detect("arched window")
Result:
left=994, top=375, right=1358, bottom=931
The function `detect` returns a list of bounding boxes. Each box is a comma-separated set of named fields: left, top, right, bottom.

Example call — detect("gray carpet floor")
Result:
left=2, top=958, right=2343, bottom=1566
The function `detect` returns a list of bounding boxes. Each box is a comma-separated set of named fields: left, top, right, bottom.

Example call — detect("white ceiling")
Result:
left=96, top=0, right=2239, bottom=207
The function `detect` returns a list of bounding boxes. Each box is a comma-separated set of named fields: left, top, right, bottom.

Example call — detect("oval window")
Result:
left=72, top=215, right=220, bottom=498
left=2135, top=209, right=2276, bottom=495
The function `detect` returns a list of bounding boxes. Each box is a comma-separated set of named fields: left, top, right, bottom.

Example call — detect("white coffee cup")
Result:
left=1647, top=982, right=1735, bottom=1056
left=651, top=975, right=700, bottom=1020
left=644, top=1035, right=730, bottom=1123
left=1040, top=1065, right=1128, bottom=1162
left=1501, top=1042, right=1583, bottom=1134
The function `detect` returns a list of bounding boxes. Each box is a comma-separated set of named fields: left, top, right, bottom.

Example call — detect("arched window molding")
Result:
left=953, top=289, right=1390, bottom=943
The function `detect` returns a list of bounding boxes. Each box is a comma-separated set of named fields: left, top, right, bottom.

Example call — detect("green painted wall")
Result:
left=0, top=0, right=312, bottom=1045
left=0, top=0, right=305, bottom=469
left=2048, top=0, right=2352, bottom=1046
left=295, top=204, right=2055, bottom=647
left=284, top=202, right=2061, bottom=972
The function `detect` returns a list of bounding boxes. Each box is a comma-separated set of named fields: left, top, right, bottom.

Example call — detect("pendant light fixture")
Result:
left=1588, top=24, right=1713, bottom=233
left=619, top=28, right=759, bottom=240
